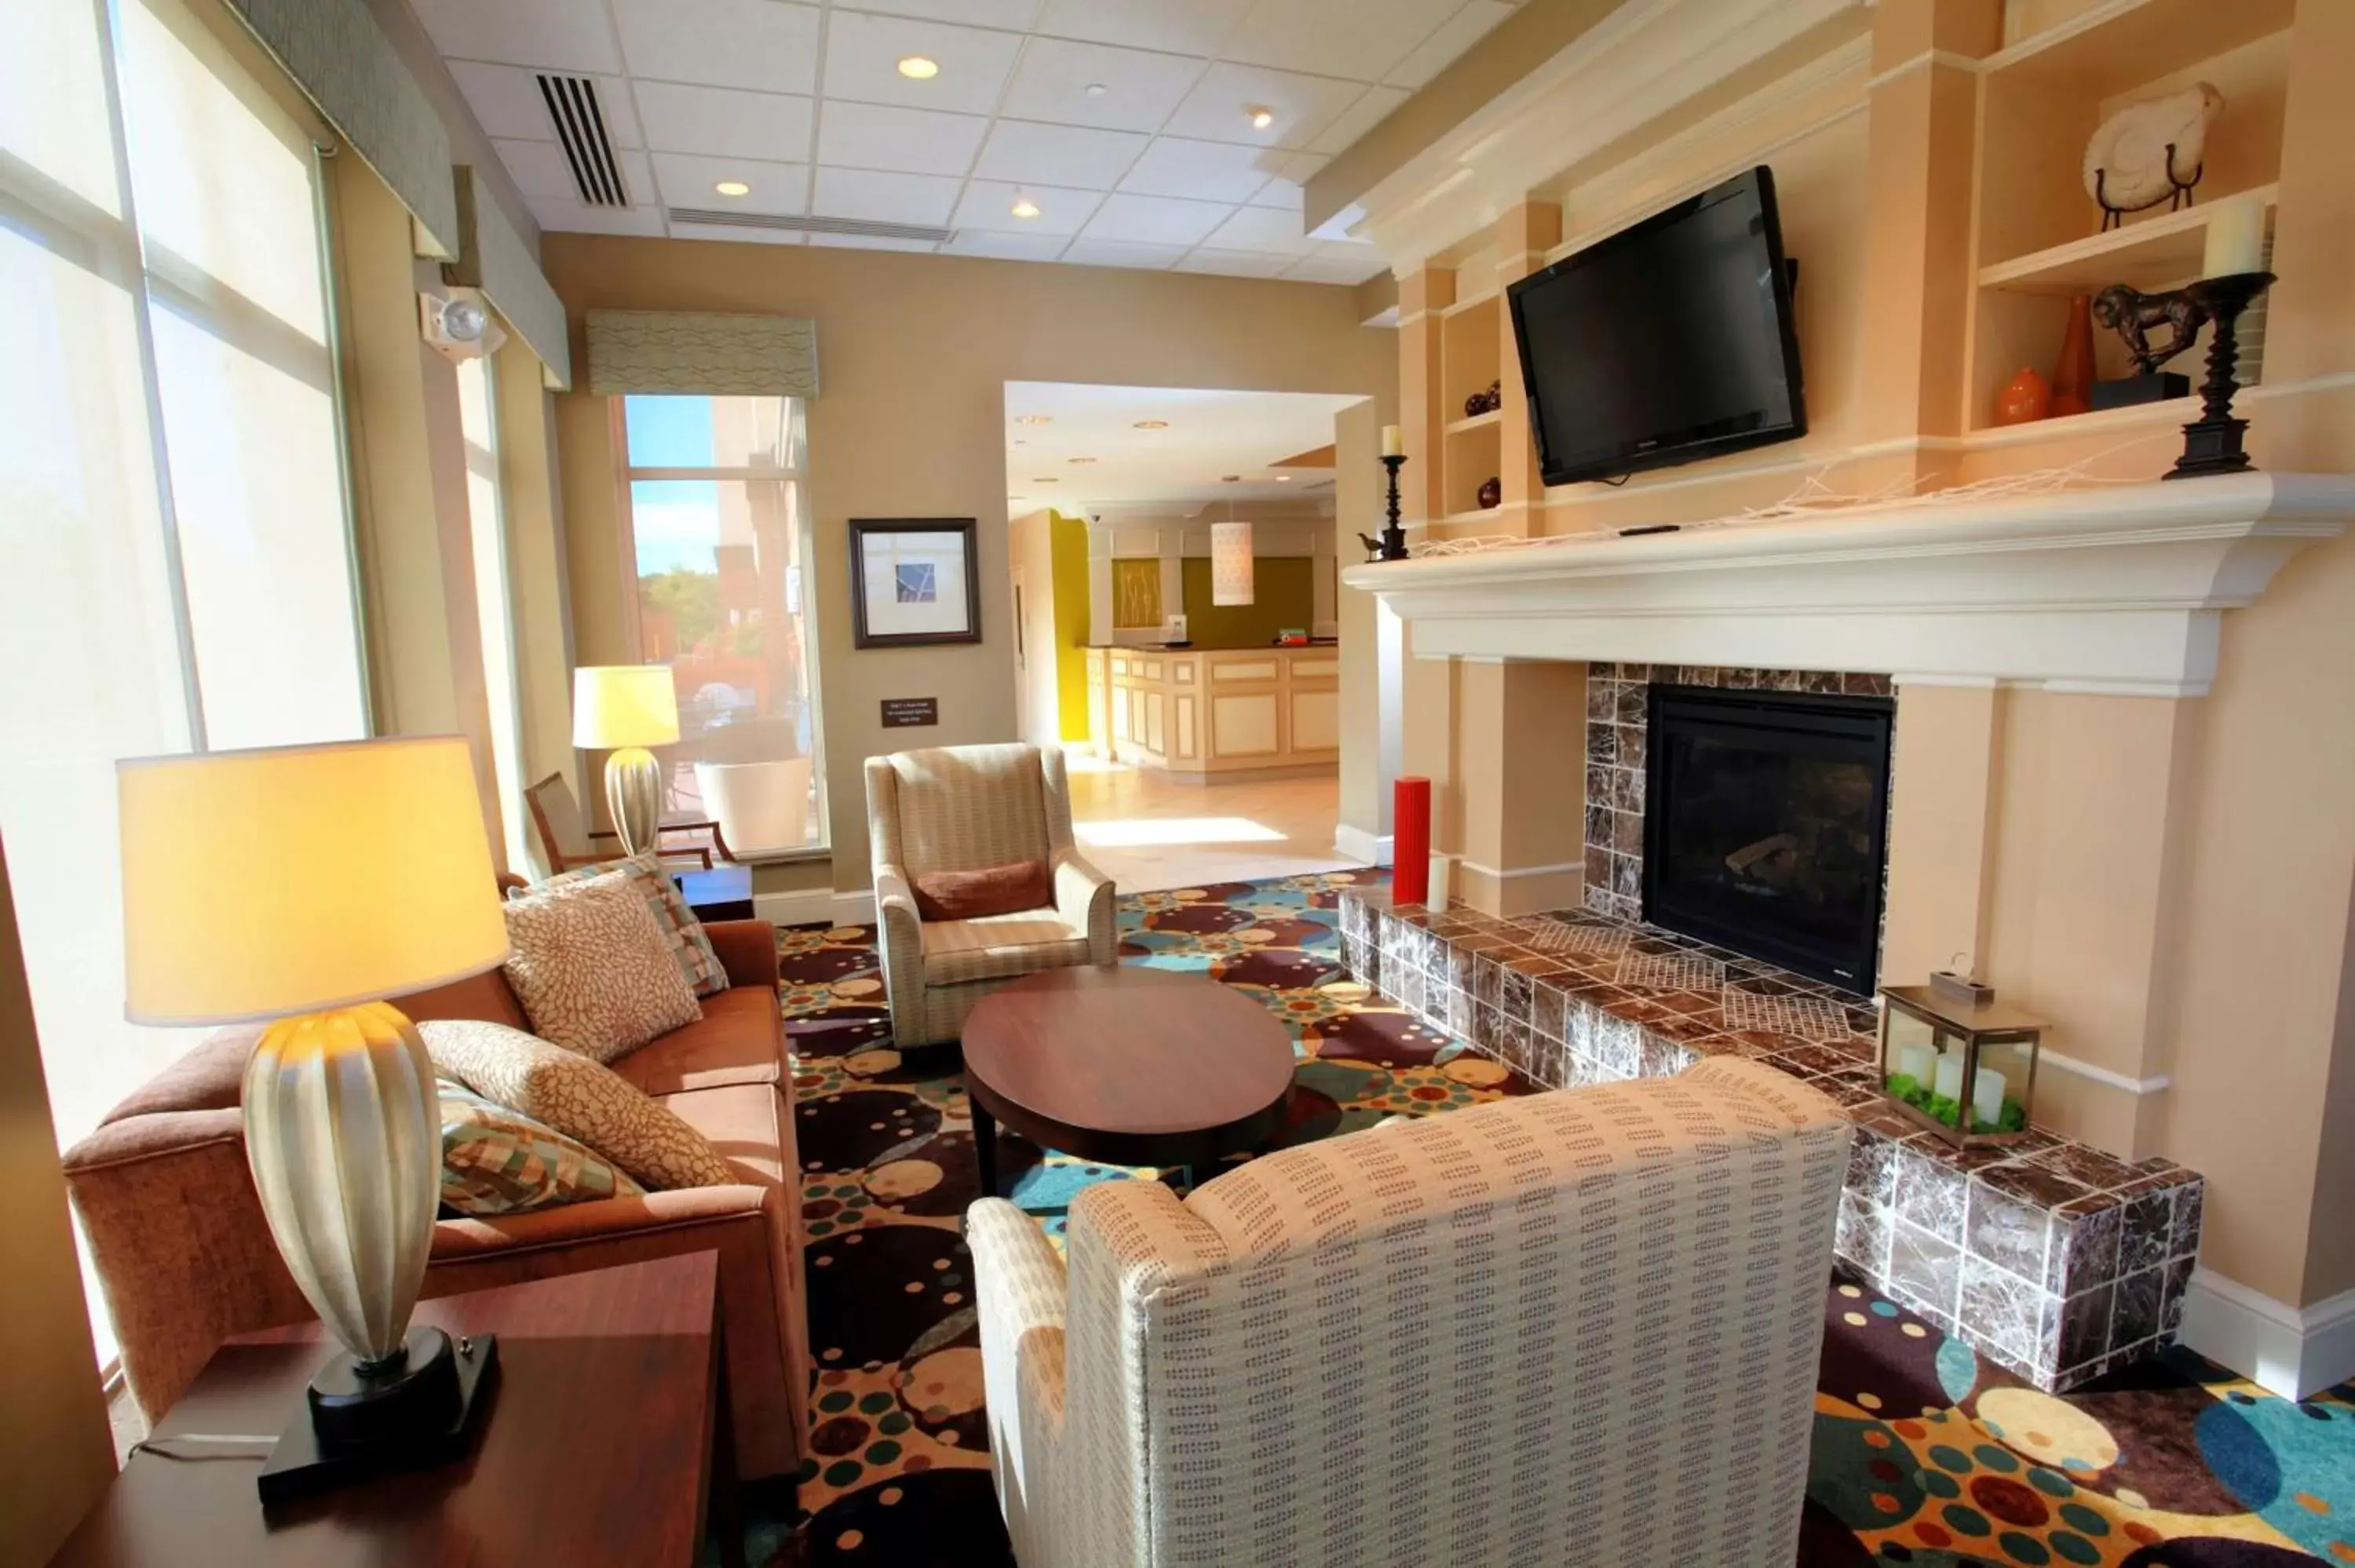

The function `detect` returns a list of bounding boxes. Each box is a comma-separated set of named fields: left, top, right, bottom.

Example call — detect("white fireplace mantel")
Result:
left=1340, top=472, right=2355, bottom=697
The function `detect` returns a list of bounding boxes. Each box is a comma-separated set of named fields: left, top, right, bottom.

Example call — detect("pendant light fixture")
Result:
left=1210, top=493, right=1254, bottom=607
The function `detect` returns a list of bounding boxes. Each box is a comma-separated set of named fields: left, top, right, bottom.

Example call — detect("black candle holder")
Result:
left=1376, top=453, right=1409, bottom=560
left=2164, top=270, right=2275, bottom=481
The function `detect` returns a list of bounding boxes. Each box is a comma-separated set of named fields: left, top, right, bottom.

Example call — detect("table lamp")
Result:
left=117, top=736, right=509, bottom=1501
left=572, top=665, right=680, bottom=856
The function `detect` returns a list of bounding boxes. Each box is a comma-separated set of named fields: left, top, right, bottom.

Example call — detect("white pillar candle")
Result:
left=1896, top=1041, right=1934, bottom=1085
left=1427, top=853, right=1454, bottom=909
left=2203, top=194, right=2268, bottom=279
left=1973, top=1067, right=2008, bottom=1128
left=1380, top=423, right=1404, bottom=458
left=1933, top=1056, right=1964, bottom=1103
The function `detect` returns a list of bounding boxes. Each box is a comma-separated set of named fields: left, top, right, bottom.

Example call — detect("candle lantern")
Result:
left=1877, top=983, right=2045, bottom=1149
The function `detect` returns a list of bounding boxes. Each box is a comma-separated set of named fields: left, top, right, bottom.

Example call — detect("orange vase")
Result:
left=2052, top=294, right=2095, bottom=418
left=1995, top=366, right=2052, bottom=426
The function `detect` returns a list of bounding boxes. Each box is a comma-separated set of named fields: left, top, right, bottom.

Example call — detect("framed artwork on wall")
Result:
left=849, top=518, right=981, bottom=649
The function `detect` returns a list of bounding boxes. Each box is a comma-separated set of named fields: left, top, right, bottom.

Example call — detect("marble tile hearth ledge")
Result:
left=1336, top=886, right=2203, bottom=1393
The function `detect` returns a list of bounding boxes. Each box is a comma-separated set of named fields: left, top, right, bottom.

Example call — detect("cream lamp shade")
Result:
left=572, top=665, right=681, bottom=749
left=118, top=736, right=508, bottom=1025
left=1210, top=520, right=1255, bottom=607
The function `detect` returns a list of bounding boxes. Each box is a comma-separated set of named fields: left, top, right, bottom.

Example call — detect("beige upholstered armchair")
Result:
left=865, top=742, right=1115, bottom=1048
left=968, top=1058, right=1853, bottom=1568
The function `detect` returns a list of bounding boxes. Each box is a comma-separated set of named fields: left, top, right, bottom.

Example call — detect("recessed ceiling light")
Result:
left=1068, top=456, right=1097, bottom=464
left=1133, top=419, right=1168, bottom=429
left=713, top=179, right=750, bottom=197
left=1247, top=105, right=1275, bottom=129
left=1010, top=197, right=1042, bottom=219
left=1275, top=474, right=1291, bottom=482
left=897, top=55, right=940, bottom=79
left=1013, top=414, right=1052, bottom=425
left=1084, top=82, right=1108, bottom=97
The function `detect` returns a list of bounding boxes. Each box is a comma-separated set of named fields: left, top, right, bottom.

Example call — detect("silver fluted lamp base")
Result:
left=604, top=745, right=664, bottom=857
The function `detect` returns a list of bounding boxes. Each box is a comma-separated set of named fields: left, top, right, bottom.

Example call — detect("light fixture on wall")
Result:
left=1211, top=501, right=1254, bottom=607
left=897, top=55, right=940, bottom=79
left=418, top=288, right=506, bottom=363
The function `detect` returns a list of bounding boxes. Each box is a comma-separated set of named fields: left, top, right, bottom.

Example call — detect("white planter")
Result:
left=694, top=757, right=813, bottom=855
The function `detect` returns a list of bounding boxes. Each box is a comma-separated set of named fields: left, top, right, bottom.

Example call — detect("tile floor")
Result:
left=1064, top=754, right=1350, bottom=892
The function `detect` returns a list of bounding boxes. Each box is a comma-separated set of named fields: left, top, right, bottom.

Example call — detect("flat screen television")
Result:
left=1508, top=166, right=1805, bottom=487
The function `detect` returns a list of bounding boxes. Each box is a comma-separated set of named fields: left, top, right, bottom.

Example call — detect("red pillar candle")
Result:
left=1393, top=775, right=1431, bottom=906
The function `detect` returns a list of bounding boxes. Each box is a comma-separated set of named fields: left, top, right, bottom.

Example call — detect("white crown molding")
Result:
left=2036, top=1049, right=2171, bottom=1096
left=2181, top=1268, right=2355, bottom=1401
left=1342, top=472, right=2355, bottom=698
left=1353, top=0, right=1864, bottom=272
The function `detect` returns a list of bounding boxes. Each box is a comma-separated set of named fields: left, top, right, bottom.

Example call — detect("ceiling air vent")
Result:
left=668, top=209, right=955, bottom=246
left=536, top=74, right=628, bottom=206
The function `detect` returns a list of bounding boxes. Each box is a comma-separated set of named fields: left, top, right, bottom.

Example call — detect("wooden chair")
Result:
left=522, top=771, right=730, bottom=876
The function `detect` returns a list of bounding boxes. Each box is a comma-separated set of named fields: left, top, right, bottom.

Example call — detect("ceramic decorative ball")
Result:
left=1477, top=476, right=1501, bottom=509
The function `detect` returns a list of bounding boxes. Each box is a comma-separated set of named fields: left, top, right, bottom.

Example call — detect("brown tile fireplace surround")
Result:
left=1337, top=661, right=2206, bottom=1393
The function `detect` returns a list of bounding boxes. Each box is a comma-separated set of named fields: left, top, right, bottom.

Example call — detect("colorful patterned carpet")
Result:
left=742, top=872, right=2355, bottom=1567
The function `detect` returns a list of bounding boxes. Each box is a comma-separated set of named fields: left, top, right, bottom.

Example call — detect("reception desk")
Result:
left=1084, top=645, right=1338, bottom=775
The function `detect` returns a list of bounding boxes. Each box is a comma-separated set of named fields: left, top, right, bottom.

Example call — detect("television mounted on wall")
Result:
left=1507, top=166, right=1806, bottom=487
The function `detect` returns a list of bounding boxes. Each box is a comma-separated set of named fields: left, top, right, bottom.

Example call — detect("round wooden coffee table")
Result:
left=960, top=966, right=1296, bottom=1198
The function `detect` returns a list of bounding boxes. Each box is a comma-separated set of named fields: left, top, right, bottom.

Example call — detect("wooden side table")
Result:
left=49, top=1254, right=744, bottom=1568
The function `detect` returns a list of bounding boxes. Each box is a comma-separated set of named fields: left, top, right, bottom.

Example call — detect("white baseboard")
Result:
left=754, top=888, right=878, bottom=930
left=1334, top=823, right=1393, bottom=866
left=2179, top=1267, right=2355, bottom=1400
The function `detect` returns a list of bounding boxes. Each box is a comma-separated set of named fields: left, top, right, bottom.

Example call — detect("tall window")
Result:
left=458, top=353, right=530, bottom=873
left=0, top=0, right=366, bottom=1362
left=615, top=396, right=824, bottom=855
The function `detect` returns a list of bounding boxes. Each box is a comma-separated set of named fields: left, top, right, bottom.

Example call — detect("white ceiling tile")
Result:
left=670, top=221, right=806, bottom=246
left=809, top=166, right=964, bottom=225
left=805, top=231, right=940, bottom=252
left=449, top=61, right=642, bottom=148
left=1385, top=0, right=1515, bottom=89
left=973, top=119, right=1148, bottom=188
left=612, top=0, right=822, bottom=95
left=940, top=230, right=1073, bottom=260
left=1005, top=38, right=1205, bottom=133
left=835, top=0, right=1044, bottom=28
left=1202, top=202, right=1316, bottom=255
left=492, top=138, right=655, bottom=204
left=1174, top=248, right=1294, bottom=277
left=526, top=195, right=668, bottom=236
left=1031, top=0, right=1251, bottom=57
left=1118, top=137, right=1277, bottom=204
left=954, top=180, right=1099, bottom=235
left=1080, top=191, right=1230, bottom=246
left=817, top=100, right=990, bottom=176
left=411, top=0, right=620, bottom=73
left=1162, top=62, right=1366, bottom=150
left=652, top=151, right=809, bottom=213
left=1283, top=246, right=1389, bottom=283
left=1220, top=0, right=1461, bottom=84
left=1246, top=170, right=1305, bottom=210
left=1309, top=85, right=1409, bottom=156
left=823, top=10, right=1024, bottom=116
left=1061, top=239, right=1188, bottom=269
left=634, top=81, right=814, bottom=160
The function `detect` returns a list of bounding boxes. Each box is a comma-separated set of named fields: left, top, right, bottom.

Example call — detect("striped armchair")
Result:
left=967, top=1058, right=1853, bottom=1568
left=864, top=742, right=1115, bottom=1048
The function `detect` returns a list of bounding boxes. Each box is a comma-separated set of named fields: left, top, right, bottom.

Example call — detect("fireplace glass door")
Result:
left=1641, top=685, right=1893, bottom=992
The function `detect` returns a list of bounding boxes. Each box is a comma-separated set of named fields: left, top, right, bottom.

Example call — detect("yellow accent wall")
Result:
left=1050, top=512, right=1091, bottom=743
left=1179, top=556, right=1316, bottom=649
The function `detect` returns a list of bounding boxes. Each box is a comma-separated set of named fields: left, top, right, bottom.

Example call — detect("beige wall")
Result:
left=1335, top=399, right=1387, bottom=844
left=541, top=236, right=1396, bottom=892
left=1008, top=509, right=1060, bottom=749
left=1383, top=0, right=2355, bottom=1311
left=0, top=839, right=115, bottom=1566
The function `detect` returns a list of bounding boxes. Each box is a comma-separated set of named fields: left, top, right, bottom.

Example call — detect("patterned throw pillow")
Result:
left=539, top=851, right=727, bottom=998
left=437, top=1078, right=645, bottom=1216
left=502, top=870, right=703, bottom=1063
left=419, top=1018, right=736, bottom=1191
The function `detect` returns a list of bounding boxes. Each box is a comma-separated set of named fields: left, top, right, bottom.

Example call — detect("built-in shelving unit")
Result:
left=1439, top=292, right=1504, bottom=520
left=1963, top=0, right=2295, bottom=430
left=1444, top=408, right=1502, bottom=436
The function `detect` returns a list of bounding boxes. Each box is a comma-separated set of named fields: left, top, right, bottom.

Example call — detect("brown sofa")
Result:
left=61, top=920, right=811, bottom=1480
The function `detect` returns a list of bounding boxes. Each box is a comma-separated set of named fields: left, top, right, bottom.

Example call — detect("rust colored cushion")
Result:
left=911, top=859, right=1052, bottom=922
